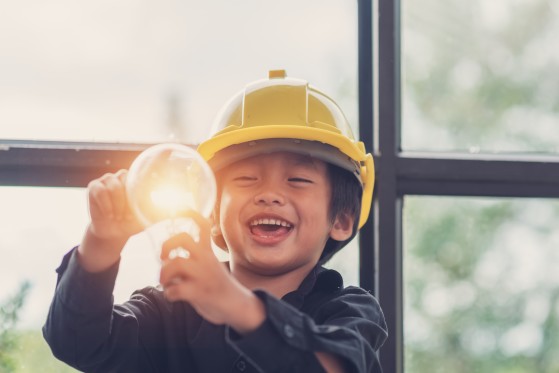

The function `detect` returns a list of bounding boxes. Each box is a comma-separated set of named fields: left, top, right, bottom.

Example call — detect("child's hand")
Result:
left=159, top=211, right=265, bottom=332
left=77, top=170, right=143, bottom=273
left=87, top=169, right=142, bottom=242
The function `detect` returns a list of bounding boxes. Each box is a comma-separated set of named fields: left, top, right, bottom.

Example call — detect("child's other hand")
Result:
left=159, top=211, right=265, bottom=332
left=87, top=169, right=142, bottom=243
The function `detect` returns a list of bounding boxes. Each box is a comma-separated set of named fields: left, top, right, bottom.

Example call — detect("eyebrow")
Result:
left=291, top=155, right=320, bottom=170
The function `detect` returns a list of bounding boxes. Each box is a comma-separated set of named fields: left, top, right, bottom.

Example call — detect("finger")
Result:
left=159, top=256, right=191, bottom=287
left=163, top=279, right=194, bottom=302
left=100, top=173, right=127, bottom=221
left=160, top=232, right=198, bottom=261
left=115, top=169, right=134, bottom=220
left=88, top=178, right=114, bottom=219
left=116, top=170, right=136, bottom=220
left=180, top=210, right=212, bottom=247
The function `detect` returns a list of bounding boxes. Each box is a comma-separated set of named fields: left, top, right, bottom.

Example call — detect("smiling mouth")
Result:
left=249, top=218, right=293, bottom=237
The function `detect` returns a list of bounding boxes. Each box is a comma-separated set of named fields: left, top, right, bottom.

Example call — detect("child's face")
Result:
left=217, top=151, right=351, bottom=275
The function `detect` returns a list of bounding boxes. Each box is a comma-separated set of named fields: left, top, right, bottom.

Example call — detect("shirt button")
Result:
left=236, top=359, right=246, bottom=372
left=283, top=324, right=295, bottom=338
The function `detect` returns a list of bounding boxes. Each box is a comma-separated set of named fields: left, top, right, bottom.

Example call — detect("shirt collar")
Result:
left=282, top=265, right=344, bottom=309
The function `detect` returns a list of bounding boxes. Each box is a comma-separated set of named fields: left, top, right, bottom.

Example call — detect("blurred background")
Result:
left=401, top=0, right=559, bottom=371
left=1, top=0, right=559, bottom=372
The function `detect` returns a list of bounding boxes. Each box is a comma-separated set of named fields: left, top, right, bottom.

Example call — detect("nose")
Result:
left=253, top=186, right=285, bottom=206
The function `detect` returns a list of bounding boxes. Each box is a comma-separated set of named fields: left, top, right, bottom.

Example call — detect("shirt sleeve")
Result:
left=225, top=288, right=387, bottom=373
left=42, top=248, right=144, bottom=372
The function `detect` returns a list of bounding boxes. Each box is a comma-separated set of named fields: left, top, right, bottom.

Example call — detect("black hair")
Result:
left=320, top=163, right=362, bottom=264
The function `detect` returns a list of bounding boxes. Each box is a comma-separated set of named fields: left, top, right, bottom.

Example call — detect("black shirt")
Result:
left=43, top=248, right=387, bottom=373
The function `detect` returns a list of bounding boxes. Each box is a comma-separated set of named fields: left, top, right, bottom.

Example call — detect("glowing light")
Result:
left=126, top=143, right=216, bottom=262
left=126, top=143, right=216, bottom=227
left=149, top=184, right=196, bottom=216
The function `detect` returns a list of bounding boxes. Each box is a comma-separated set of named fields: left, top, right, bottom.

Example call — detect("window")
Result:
left=0, top=1, right=359, bottom=371
left=375, top=0, right=559, bottom=372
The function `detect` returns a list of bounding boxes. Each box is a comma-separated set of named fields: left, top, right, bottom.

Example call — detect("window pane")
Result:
left=328, top=237, right=360, bottom=287
left=0, top=0, right=357, bottom=144
left=401, top=0, right=559, bottom=154
left=403, top=196, right=559, bottom=372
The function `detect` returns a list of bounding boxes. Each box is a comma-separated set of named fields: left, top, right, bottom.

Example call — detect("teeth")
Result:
left=250, top=218, right=292, bottom=227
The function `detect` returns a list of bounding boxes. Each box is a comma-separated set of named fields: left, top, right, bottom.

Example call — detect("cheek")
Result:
left=218, top=190, right=240, bottom=236
left=303, top=189, right=331, bottom=218
left=219, top=193, right=231, bottom=225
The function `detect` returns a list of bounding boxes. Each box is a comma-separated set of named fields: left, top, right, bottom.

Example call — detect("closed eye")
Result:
left=288, top=177, right=313, bottom=183
left=232, top=176, right=258, bottom=186
left=234, top=176, right=256, bottom=181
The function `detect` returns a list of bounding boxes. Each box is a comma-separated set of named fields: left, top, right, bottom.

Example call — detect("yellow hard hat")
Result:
left=197, top=70, right=375, bottom=228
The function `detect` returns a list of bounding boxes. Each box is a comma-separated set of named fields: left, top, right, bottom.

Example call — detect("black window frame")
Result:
left=2, top=1, right=559, bottom=372
left=364, top=0, right=559, bottom=372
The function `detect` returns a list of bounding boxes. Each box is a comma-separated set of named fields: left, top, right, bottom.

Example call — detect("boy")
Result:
left=43, top=70, right=387, bottom=372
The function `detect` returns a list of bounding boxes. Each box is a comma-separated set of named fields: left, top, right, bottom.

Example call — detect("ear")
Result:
left=329, top=212, right=354, bottom=241
left=210, top=209, right=228, bottom=250
left=211, top=225, right=227, bottom=248
left=210, top=223, right=221, bottom=237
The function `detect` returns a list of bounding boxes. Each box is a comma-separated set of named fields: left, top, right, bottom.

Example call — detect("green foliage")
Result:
left=9, top=330, right=78, bottom=373
left=404, top=197, right=559, bottom=373
left=0, top=281, right=78, bottom=372
left=402, top=0, right=559, bottom=153
left=0, top=281, right=31, bottom=372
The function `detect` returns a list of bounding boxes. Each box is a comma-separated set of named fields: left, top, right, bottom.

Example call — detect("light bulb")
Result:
left=126, top=143, right=216, bottom=260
